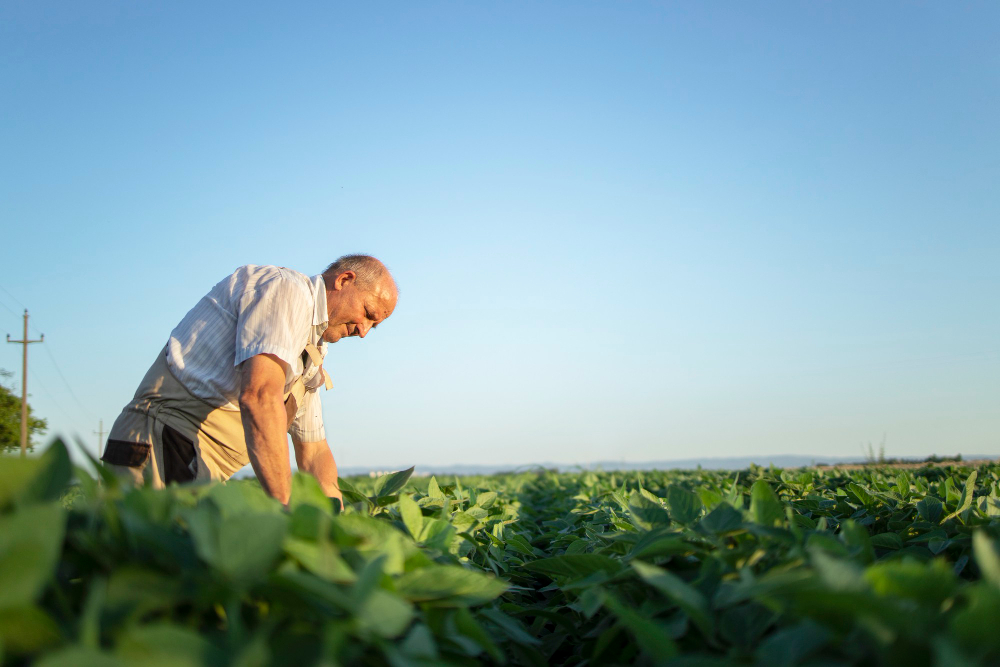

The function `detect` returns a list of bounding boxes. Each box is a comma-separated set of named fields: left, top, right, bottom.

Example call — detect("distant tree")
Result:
left=0, top=369, right=47, bottom=453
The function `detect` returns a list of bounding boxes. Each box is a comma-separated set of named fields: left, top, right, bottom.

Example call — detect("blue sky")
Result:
left=1, top=2, right=997, bottom=471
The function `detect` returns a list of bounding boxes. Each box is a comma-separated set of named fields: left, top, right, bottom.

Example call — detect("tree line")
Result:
left=0, top=368, right=47, bottom=453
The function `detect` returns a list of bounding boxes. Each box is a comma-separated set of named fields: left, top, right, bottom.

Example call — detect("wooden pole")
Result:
left=6, top=310, right=43, bottom=457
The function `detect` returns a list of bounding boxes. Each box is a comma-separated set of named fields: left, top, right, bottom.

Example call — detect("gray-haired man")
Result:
left=102, top=254, right=398, bottom=505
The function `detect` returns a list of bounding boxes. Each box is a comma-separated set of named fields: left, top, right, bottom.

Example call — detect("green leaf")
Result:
left=104, top=567, right=182, bottom=618
left=666, top=485, right=703, bottom=524
left=465, top=506, right=489, bottom=520
left=399, top=623, right=438, bottom=659
left=374, top=466, right=415, bottom=499
left=699, top=502, right=744, bottom=535
left=809, top=547, right=867, bottom=592
left=840, top=519, right=875, bottom=564
left=696, top=487, right=724, bottom=510
left=870, top=532, right=904, bottom=550
left=396, top=565, right=508, bottom=606
left=0, top=503, right=66, bottom=607
left=602, top=592, right=677, bottom=661
left=36, top=647, right=123, bottom=667
left=330, top=514, right=412, bottom=574
left=719, top=603, right=776, bottom=650
left=0, top=440, right=72, bottom=511
left=0, top=605, right=61, bottom=655
left=847, top=482, right=877, bottom=508
left=973, top=531, right=1000, bottom=588
left=865, top=558, right=957, bottom=605
left=336, top=476, right=372, bottom=508
left=987, top=494, right=1000, bottom=518
left=628, top=493, right=671, bottom=530
left=218, top=514, right=287, bottom=585
left=640, top=487, right=663, bottom=505
left=288, top=503, right=330, bottom=541
left=948, top=584, right=1000, bottom=652
left=754, top=620, right=830, bottom=666
left=354, top=589, right=414, bottom=638
left=0, top=457, right=43, bottom=511
left=284, top=538, right=357, bottom=583
left=943, top=471, right=978, bottom=522
left=476, top=491, right=498, bottom=509
left=23, top=439, right=73, bottom=506
left=289, top=472, right=335, bottom=517
left=189, top=510, right=288, bottom=587
left=206, top=481, right=282, bottom=517
left=422, top=518, right=458, bottom=553
left=749, top=481, right=784, bottom=527
left=632, top=560, right=714, bottom=638
left=480, top=608, right=542, bottom=646
left=504, top=533, right=536, bottom=557
left=916, top=496, right=943, bottom=524
left=427, top=476, right=443, bottom=498
left=895, top=472, right=911, bottom=498
left=397, top=493, right=424, bottom=540
left=453, top=607, right=505, bottom=663
left=115, top=623, right=225, bottom=666
left=629, top=532, right=690, bottom=560
left=522, top=554, right=624, bottom=582
left=725, top=473, right=743, bottom=508
left=450, top=511, right=480, bottom=534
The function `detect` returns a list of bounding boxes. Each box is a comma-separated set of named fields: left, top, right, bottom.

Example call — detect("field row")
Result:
left=2, top=442, right=1000, bottom=665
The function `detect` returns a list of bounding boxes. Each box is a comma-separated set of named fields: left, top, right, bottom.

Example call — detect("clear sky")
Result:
left=1, top=2, right=997, bottom=471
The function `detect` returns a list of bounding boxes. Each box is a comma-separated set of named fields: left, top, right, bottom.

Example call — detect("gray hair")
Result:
left=323, top=254, right=396, bottom=292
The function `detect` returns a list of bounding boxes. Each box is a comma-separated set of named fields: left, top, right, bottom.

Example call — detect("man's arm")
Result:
left=291, top=436, right=342, bottom=505
left=239, top=354, right=293, bottom=505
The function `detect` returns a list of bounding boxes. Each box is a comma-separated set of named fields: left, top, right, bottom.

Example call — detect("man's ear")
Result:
left=334, top=271, right=356, bottom=290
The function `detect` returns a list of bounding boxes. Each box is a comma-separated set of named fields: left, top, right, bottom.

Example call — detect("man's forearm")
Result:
left=240, top=395, right=292, bottom=505
left=294, top=438, right=342, bottom=502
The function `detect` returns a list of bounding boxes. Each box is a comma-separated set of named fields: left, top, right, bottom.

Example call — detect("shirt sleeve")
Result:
left=233, top=274, right=312, bottom=384
left=288, top=389, right=325, bottom=442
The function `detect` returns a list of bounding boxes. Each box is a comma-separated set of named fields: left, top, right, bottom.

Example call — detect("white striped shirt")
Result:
left=166, top=265, right=329, bottom=442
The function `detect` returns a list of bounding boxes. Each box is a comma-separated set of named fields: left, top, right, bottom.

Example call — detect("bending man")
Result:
left=101, top=255, right=398, bottom=505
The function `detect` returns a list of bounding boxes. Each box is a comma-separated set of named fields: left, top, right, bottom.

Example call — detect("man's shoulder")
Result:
left=232, top=264, right=308, bottom=282
left=227, top=265, right=313, bottom=295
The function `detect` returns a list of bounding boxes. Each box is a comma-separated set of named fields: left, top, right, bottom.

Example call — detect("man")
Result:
left=101, top=254, right=398, bottom=505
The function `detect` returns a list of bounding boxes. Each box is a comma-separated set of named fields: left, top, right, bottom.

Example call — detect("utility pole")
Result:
left=6, top=310, right=43, bottom=457
left=94, top=419, right=105, bottom=459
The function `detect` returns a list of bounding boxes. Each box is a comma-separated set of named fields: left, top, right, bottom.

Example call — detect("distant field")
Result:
left=3, top=441, right=1000, bottom=665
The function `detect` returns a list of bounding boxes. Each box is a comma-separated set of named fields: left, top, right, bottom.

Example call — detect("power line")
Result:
left=41, top=343, right=91, bottom=418
left=0, top=284, right=26, bottom=310
left=0, top=284, right=92, bottom=420
left=28, top=364, right=73, bottom=422
left=0, top=296, right=21, bottom=323
left=0, top=285, right=43, bottom=337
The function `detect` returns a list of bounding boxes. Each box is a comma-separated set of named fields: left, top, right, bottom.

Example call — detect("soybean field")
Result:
left=3, top=441, right=1000, bottom=666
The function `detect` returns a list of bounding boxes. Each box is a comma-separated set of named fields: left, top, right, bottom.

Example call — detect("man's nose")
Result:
left=357, top=323, right=369, bottom=338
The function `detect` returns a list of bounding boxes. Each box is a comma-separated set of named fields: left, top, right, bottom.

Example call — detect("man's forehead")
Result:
left=368, top=282, right=398, bottom=317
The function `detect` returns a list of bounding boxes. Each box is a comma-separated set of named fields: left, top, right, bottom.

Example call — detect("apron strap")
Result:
left=303, top=342, right=333, bottom=390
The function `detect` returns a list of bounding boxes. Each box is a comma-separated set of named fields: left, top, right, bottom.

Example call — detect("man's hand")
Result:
left=292, top=437, right=342, bottom=506
left=239, top=354, right=292, bottom=505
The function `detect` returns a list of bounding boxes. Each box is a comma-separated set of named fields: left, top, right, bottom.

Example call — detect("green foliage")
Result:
left=0, top=369, right=47, bottom=453
left=6, top=444, right=1000, bottom=665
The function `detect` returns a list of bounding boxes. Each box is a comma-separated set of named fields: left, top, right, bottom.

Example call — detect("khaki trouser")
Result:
left=102, top=347, right=305, bottom=488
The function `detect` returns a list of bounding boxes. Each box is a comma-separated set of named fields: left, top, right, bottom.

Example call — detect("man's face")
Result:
left=322, top=272, right=397, bottom=344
